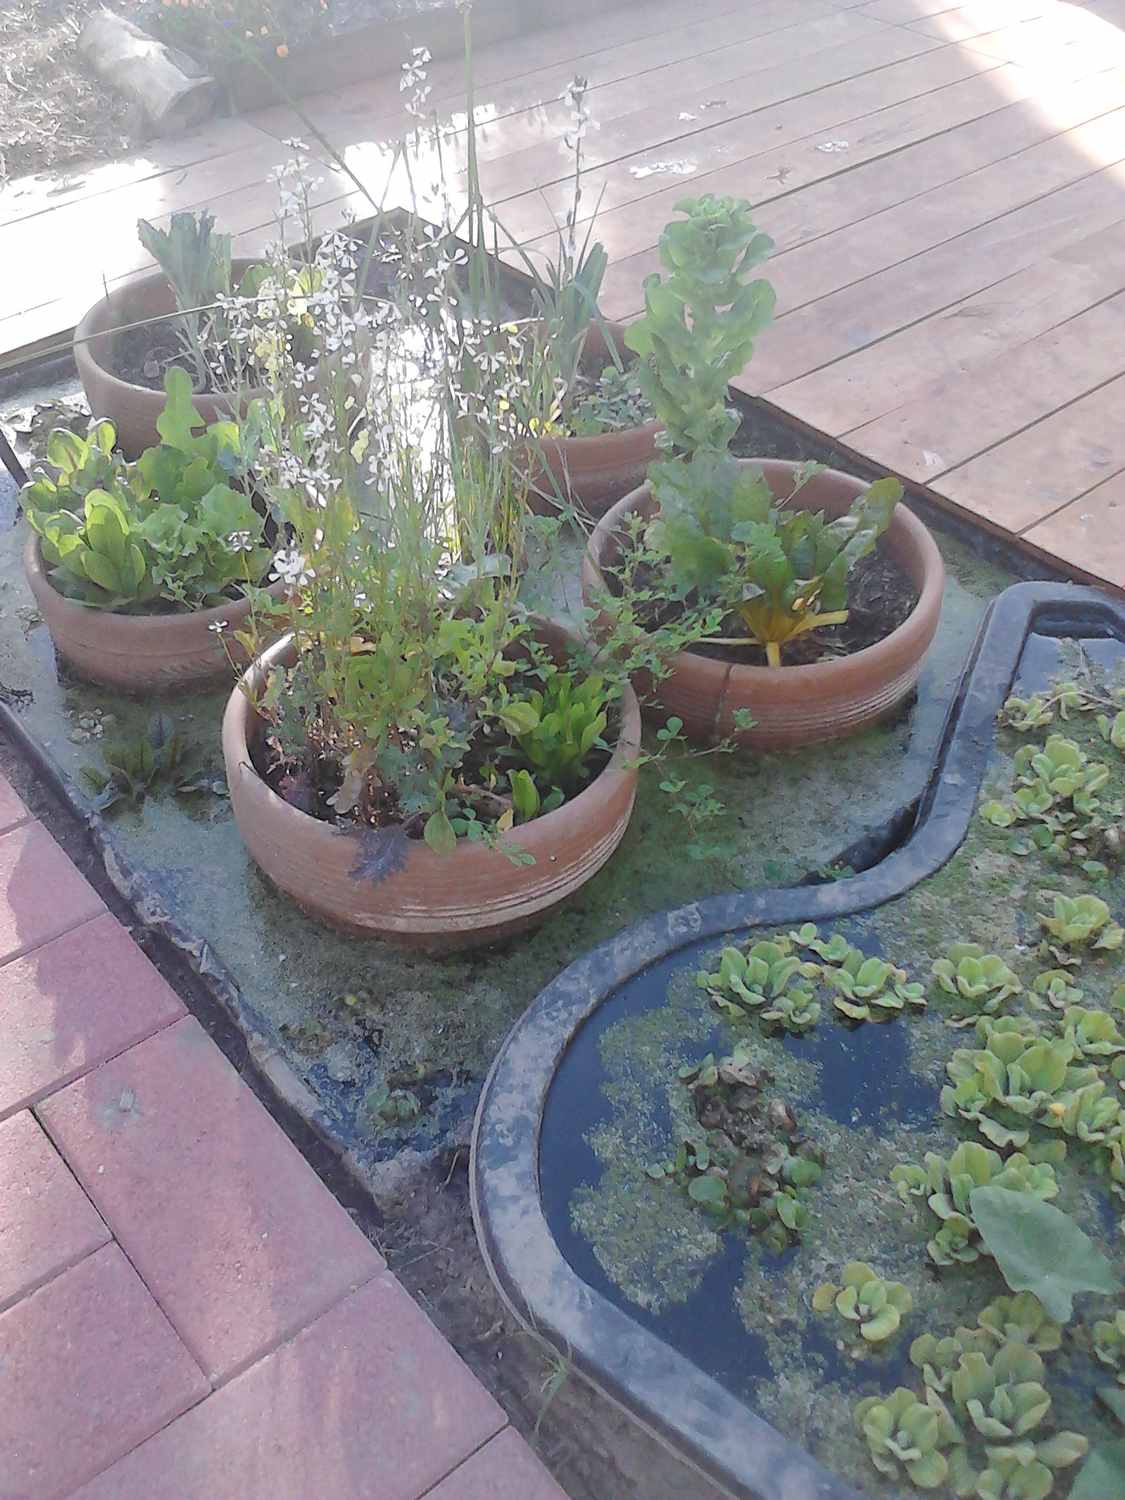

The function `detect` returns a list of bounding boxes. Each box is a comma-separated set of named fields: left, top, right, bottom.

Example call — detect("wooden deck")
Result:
left=3, top=0, right=1125, bottom=587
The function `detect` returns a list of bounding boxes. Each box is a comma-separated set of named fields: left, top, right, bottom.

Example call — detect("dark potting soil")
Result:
left=110, top=321, right=199, bottom=393
left=692, top=548, right=920, bottom=668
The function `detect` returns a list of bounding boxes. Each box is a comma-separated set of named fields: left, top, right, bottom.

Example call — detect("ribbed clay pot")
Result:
left=222, top=620, right=643, bottom=950
left=73, top=261, right=268, bottom=459
left=527, top=320, right=662, bottom=519
left=25, top=534, right=279, bottom=694
left=582, top=459, right=945, bottom=751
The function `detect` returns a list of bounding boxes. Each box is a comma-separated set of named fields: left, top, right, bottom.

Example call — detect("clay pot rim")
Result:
left=25, top=532, right=271, bottom=633
left=73, top=260, right=270, bottom=409
left=222, top=620, right=643, bottom=857
left=585, top=460, right=945, bottom=681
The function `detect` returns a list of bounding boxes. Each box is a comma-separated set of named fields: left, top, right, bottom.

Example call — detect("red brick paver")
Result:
left=38, top=1015, right=384, bottom=1384
left=0, top=821, right=103, bottom=965
left=0, top=770, right=30, bottom=833
left=0, top=777, right=567, bottom=1499
left=0, top=1243, right=208, bottom=1500
left=68, top=1274, right=506, bottom=1500
left=425, top=1429, right=572, bottom=1499
left=0, top=912, right=184, bottom=1121
left=0, top=1109, right=108, bottom=1313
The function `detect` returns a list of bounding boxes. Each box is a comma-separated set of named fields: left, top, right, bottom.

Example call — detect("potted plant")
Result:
left=583, top=195, right=945, bottom=750
left=73, top=211, right=285, bottom=458
left=220, top=226, right=641, bottom=949
left=22, top=367, right=281, bottom=692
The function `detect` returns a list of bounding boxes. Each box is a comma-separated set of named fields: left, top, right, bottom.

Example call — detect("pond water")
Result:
left=538, top=630, right=1125, bottom=1500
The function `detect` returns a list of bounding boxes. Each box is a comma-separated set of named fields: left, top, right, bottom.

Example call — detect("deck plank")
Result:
left=935, top=372, right=1125, bottom=531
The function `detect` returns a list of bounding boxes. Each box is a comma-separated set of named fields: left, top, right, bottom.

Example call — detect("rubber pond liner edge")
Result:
left=469, top=580, right=1125, bottom=1500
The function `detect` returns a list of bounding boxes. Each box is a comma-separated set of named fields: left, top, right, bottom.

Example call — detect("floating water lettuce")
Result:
left=812, top=1261, right=912, bottom=1344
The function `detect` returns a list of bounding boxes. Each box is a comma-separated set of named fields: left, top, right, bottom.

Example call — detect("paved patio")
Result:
left=3, top=0, right=1125, bottom=588
left=0, top=769, right=567, bottom=1500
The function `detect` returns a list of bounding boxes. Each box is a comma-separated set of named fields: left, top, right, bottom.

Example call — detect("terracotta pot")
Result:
left=582, top=459, right=945, bottom=751
left=73, top=261, right=269, bottom=459
left=222, top=621, right=642, bottom=949
left=25, top=534, right=280, bottom=694
left=527, top=320, right=662, bottom=519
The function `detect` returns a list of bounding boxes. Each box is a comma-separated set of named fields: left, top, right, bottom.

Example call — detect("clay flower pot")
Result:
left=73, top=260, right=268, bottom=459
left=527, top=320, right=662, bottom=519
left=582, top=459, right=945, bottom=751
left=25, top=534, right=278, bottom=694
left=221, top=620, right=643, bottom=950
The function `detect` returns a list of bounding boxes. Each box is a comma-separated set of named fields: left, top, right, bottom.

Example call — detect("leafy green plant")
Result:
left=932, top=942, right=1022, bottom=1023
left=969, top=1188, right=1117, bottom=1322
left=854, top=1386, right=959, bottom=1489
left=696, top=938, right=810, bottom=1016
left=1038, top=892, right=1123, bottom=955
left=624, top=194, right=775, bottom=457
left=891, top=1140, right=1059, bottom=1266
left=24, top=369, right=268, bottom=611
left=812, top=1261, right=913, bottom=1343
left=1070, top=1442, right=1125, bottom=1500
left=503, top=668, right=614, bottom=800
left=80, top=714, right=222, bottom=812
left=1090, top=1310, right=1125, bottom=1385
left=643, top=452, right=903, bottom=667
left=940, top=1015, right=1114, bottom=1149
left=982, top=733, right=1122, bottom=871
left=977, top=1293, right=1064, bottom=1354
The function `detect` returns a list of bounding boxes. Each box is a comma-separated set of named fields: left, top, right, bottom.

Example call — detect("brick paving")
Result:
left=0, top=772, right=569, bottom=1500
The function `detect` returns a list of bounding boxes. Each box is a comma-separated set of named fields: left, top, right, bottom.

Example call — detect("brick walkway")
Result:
left=0, top=769, right=567, bottom=1500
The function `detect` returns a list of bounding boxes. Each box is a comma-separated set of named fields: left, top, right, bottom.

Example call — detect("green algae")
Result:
left=0, top=494, right=1018, bottom=1169
left=562, top=671, right=1125, bottom=1496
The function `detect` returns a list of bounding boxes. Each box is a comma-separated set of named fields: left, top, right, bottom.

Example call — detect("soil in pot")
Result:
left=109, top=319, right=196, bottom=392
left=617, top=543, right=921, bottom=669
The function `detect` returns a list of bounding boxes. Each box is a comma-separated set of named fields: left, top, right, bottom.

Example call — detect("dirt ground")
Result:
left=0, top=0, right=134, bottom=183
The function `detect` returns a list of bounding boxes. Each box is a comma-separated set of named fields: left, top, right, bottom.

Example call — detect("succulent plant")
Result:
left=812, top=1261, right=913, bottom=1344
left=950, top=1344, right=1051, bottom=1440
left=999, top=676, right=1125, bottom=733
left=932, top=942, right=1023, bottom=1024
left=1038, top=892, right=1123, bottom=954
left=981, top=729, right=1123, bottom=872
left=854, top=1386, right=959, bottom=1489
left=891, top=1141, right=1059, bottom=1267
left=973, top=1434, right=1089, bottom=1500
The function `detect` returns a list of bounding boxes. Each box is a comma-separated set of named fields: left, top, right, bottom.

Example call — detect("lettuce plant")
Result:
left=24, top=368, right=268, bottom=612
left=643, top=452, right=903, bottom=667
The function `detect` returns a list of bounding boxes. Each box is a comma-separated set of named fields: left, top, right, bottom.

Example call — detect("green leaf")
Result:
left=687, top=1174, right=727, bottom=1209
left=1070, top=1442, right=1125, bottom=1500
left=423, top=809, right=458, bottom=857
left=969, top=1187, right=1117, bottom=1321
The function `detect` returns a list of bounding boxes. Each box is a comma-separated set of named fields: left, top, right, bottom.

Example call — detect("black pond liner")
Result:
left=470, top=580, right=1125, bottom=1500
